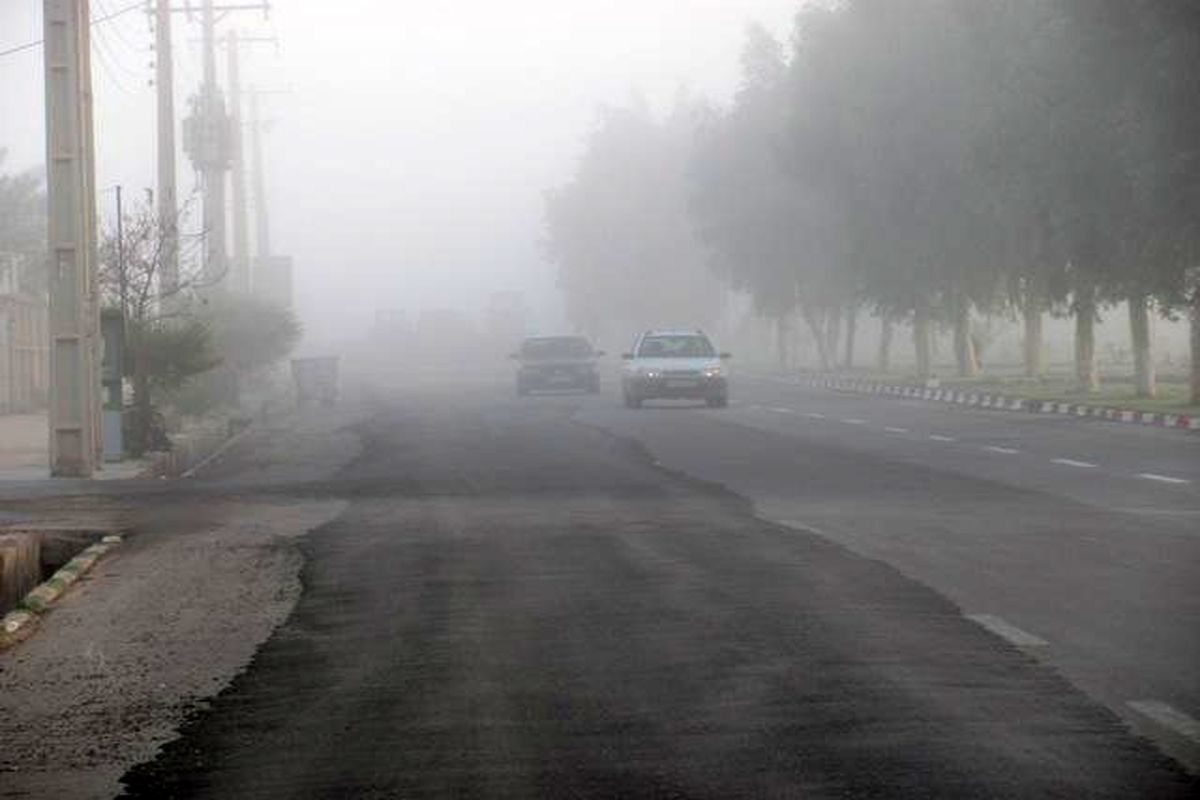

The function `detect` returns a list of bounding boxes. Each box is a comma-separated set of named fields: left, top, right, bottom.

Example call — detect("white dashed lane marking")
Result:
left=1137, top=473, right=1191, bottom=485
left=1051, top=458, right=1098, bottom=469
left=804, top=412, right=826, bottom=419
left=768, top=407, right=796, bottom=414
left=983, top=445, right=1020, bottom=455
left=841, top=418, right=868, bottom=426
left=966, top=614, right=1049, bottom=647
left=884, top=426, right=909, bottom=434
left=929, top=434, right=956, bottom=442
left=1127, top=700, right=1200, bottom=744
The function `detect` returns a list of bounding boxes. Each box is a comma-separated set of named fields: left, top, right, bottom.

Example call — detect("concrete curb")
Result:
left=0, top=534, right=123, bottom=649
left=788, top=374, right=1200, bottom=432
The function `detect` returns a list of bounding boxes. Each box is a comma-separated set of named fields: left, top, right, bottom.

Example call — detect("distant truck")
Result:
left=291, top=356, right=339, bottom=408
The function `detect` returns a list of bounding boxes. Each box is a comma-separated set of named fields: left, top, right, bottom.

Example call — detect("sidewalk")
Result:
left=0, top=414, right=146, bottom=481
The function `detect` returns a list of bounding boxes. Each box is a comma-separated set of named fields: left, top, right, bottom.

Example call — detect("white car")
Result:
left=621, top=329, right=730, bottom=409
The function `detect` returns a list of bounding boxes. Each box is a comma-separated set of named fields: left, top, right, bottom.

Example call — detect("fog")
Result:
left=0, top=0, right=797, bottom=348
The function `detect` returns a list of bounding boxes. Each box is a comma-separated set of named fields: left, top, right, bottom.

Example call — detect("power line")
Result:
left=0, top=1, right=144, bottom=59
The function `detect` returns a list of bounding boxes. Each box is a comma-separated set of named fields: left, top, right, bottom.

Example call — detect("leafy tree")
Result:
left=99, top=199, right=219, bottom=454
left=546, top=96, right=724, bottom=345
left=0, top=149, right=46, bottom=292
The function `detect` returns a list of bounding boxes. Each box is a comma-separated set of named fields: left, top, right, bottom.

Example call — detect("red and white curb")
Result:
left=795, top=375, right=1199, bottom=432
left=0, top=534, right=123, bottom=649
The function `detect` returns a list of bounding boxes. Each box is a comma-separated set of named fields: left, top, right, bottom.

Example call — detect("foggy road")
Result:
left=579, top=372, right=1200, bottom=772
left=115, top=378, right=1197, bottom=798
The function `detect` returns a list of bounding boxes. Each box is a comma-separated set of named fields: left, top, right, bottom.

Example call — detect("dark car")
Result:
left=513, top=336, right=603, bottom=396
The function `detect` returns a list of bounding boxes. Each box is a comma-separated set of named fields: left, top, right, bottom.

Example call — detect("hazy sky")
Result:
left=1, top=1, right=799, bottom=346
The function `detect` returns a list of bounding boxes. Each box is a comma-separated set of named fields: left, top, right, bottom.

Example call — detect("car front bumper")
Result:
left=625, top=375, right=726, bottom=399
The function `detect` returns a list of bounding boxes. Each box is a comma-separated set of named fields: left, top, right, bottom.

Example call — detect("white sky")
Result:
left=0, top=1, right=799, bottom=344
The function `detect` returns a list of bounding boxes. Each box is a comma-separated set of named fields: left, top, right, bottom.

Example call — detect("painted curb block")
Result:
left=793, top=374, right=1199, bottom=432
left=1, top=535, right=123, bottom=649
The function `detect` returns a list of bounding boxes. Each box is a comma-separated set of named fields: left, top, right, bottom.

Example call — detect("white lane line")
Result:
left=1127, top=700, right=1200, bottom=743
left=1137, top=472, right=1191, bottom=485
left=884, top=426, right=910, bottom=434
left=929, top=434, right=956, bottom=442
left=768, top=406, right=796, bottom=414
left=1051, top=458, right=1098, bottom=469
left=804, top=412, right=826, bottom=419
left=841, top=418, right=868, bottom=425
left=966, top=614, right=1049, bottom=647
left=983, top=445, right=1020, bottom=455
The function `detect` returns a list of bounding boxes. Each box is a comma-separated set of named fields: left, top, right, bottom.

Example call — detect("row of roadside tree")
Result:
left=546, top=0, right=1200, bottom=403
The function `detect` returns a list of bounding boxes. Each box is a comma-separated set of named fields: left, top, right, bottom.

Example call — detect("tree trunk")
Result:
left=952, top=298, right=979, bottom=377
left=775, top=315, right=790, bottom=371
left=843, top=304, right=857, bottom=369
left=913, top=304, right=933, bottom=381
left=877, top=314, right=893, bottom=373
left=825, top=306, right=842, bottom=372
left=1023, top=297, right=1044, bottom=378
left=1190, top=289, right=1200, bottom=405
left=130, top=340, right=151, bottom=458
left=1128, top=292, right=1156, bottom=398
left=1074, top=288, right=1100, bottom=393
left=800, top=305, right=831, bottom=371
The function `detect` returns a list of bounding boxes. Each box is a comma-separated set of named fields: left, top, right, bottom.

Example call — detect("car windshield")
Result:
left=520, top=337, right=593, bottom=360
left=637, top=335, right=715, bottom=358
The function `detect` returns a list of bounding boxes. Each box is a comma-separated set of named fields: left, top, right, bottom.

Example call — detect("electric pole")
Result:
left=227, top=29, right=249, bottom=294
left=180, top=0, right=270, bottom=288
left=153, top=0, right=179, bottom=297
left=199, top=0, right=227, bottom=286
left=249, top=89, right=269, bottom=262
left=43, top=0, right=101, bottom=477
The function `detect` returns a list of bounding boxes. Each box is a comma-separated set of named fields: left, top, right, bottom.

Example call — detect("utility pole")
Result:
left=153, top=0, right=179, bottom=297
left=43, top=0, right=101, bottom=477
left=180, top=0, right=271, bottom=288
left=199, top=0, right=227, bottom=286
left=115, top=185, right=128, bottom=316
left=248, top=88, right=270, bottom=262
left=227, top=29, right=249, bottom=293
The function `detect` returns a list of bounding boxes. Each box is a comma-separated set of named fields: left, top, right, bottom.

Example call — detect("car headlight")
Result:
left=639, top=368, right=661, bottom=379
left=702, top=366, right=724, bottom=379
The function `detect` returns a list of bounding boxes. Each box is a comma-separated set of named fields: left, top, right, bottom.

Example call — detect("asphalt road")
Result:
left=578, top=371, right=1200, bottom=771
left=115, top=376, right=1196, bottom=798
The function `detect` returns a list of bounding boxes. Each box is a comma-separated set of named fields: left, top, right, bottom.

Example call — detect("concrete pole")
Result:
left=227, top=29, right=250, bottom=294
left=201, top=0, right=227, bottom=286
left=43, top=0, right=100, bottom=477
left=154, top=0, right=179, bottom=298
left=249, top=89, right=270, bottom=262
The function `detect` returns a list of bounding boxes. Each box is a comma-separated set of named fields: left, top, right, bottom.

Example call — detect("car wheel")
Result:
left=706, top=394, right=728, bottom=408
left=624, top=392, right=642, bottom=409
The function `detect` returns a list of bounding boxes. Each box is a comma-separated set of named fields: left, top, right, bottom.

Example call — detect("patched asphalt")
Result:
left=117, top=388, right=1197, bottom=798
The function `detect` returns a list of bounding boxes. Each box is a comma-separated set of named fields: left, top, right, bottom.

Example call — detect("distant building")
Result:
left=0, top=254, right=49, bottom=413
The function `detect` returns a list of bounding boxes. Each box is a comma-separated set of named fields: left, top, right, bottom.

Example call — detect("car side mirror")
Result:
left=719, top=352, right=732, bottom=360
left=621, top=353, right=633, bottom=360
